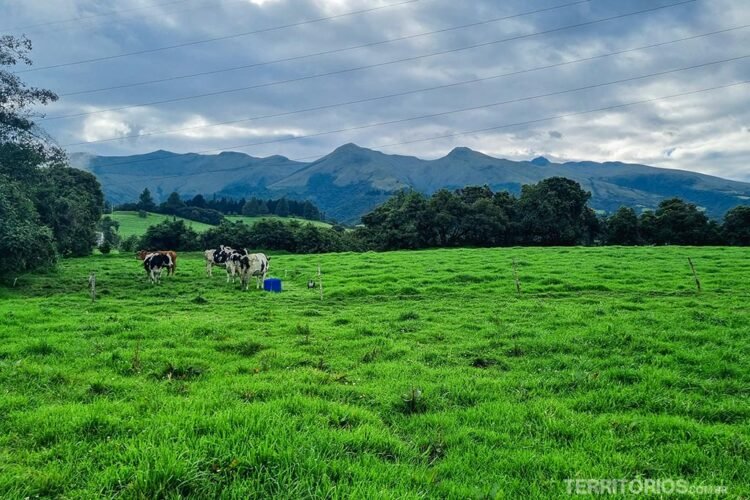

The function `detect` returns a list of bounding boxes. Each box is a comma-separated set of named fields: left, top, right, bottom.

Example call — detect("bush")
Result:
left=174, top=206, right=224, bottom=225
left=0, top=176, right=58, bottom=277
left=119, top=235, right=141, bottom=253
left=98, top=242, right=112, bottom=254
left=141, top=220, right=199, bottom=251
left=137, top=210, right=148, bottom=218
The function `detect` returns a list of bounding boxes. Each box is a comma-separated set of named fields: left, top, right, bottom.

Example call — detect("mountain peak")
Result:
left=447, top=146, right=480, bottom=157
left=531, top=156, right=551, bottom=166
left=333, top=143, right=370, bottom=153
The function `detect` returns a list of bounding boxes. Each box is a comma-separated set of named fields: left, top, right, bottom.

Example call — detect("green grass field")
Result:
left=109, top=211, right=332, bottom=239
left=0, top=247, right=748, bottom=497
left=108, top=212, right=215, bottom=238
left=225, top=215, right=332, bottom=229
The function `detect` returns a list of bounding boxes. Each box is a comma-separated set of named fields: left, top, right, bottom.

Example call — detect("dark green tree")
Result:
left=138, top=188, right=156, bottom=212
left=188, top=194, right=207, bottom=209
left=275, top=197, right=290, bottom=217
left=242, top=198, right=263, bottom=216
left=606, top=207, right=640, bottom=245
left=33, top=166, right=104, bottom=256
left=255, top=199, right=269, bottom=215
left=652, top=198, right=712, bottom=245
left=361, top=190, right=431, bottom=250
left=0, top=176, right=56, bottom=277
left=140, top=220, right=199, bottom=251
left=516, top=177, right=595, bottom=245
left=0, top=35, right=104, bottom=267
left=723, top=205, right=750, bottom=246
left=302, top=200, right=320, bottom=220
left=160, top=191, right=185, bottom=214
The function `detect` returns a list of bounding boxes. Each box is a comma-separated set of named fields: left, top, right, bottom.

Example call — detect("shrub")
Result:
left=141, top=219, right=199, bottom=251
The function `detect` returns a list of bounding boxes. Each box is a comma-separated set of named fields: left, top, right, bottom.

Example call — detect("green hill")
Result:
left=108, top=212, right=215, bottom=238
left=225, top=215, right=331, bottom=228
left=109, top=211, right=332, bottom=238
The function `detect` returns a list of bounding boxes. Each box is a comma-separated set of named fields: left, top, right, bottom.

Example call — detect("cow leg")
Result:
left=258, top=271, right=266, bottom=289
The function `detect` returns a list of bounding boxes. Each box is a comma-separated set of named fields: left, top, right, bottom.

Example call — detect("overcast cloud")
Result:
left=2, top=0, right=749, bottom=180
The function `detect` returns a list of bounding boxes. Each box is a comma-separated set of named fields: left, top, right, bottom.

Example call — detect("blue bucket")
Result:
left=263, top=278, right=282, bottom=293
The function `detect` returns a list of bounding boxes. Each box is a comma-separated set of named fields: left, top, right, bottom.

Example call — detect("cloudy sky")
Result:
left=3, top=0, right=749, bottom=180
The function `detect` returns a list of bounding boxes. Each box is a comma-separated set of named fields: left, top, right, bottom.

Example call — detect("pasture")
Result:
left=0, top=247, right=748, bottom=497
left=109, top=211, right=333, bottom=239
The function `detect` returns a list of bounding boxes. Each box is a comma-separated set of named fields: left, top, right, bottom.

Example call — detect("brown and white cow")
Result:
left=137, top=250, right=177, bottom=275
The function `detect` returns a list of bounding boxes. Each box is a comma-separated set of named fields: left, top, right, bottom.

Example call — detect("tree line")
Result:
left=355, top=179, right=750, bottom=249
left=115, top=188, right=324, bottom=225
left=127, top=177, right=750, bottom=255
left=1, top=36, right=104, bottom=277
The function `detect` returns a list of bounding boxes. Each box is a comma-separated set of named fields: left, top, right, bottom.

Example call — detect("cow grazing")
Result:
left=143, top=252, right=172, bottom=284
left=238, top=253, right=270, bottom=291
left=137, top=250, right=177, bottom=275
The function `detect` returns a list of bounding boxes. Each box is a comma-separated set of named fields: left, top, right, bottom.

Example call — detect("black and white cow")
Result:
left=225, top=248, right=249, bottom=284
left=204, top=245, right=238, bottom=278
left=143, top=252, right=172, bottom=284
left=238, top=253, right=270, bottom=291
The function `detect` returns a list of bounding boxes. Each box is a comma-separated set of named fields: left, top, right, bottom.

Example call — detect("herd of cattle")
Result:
left=138, top=246, right=269, bottom=290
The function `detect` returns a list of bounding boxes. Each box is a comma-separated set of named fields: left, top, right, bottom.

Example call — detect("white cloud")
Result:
left=2, top=0, right=748, bottom=181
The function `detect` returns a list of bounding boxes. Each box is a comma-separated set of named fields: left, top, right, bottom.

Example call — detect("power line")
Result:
left=13, top=0, right=423, bottom=74
left=1, top=0, right=192, bottom=32
left=353, top=81, right=749, bottom=160
left=71, top=60, right=750, bottom=174
left=62, top=24, right=750, bottom=147
left=59, top=0, right=593, bottom=97
left=42, top=0, right=698, bottom=121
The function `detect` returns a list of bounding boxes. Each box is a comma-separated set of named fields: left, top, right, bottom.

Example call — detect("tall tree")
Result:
left=516, top=177, right=595, bottom=245
left=0, top=176, right=56, bottom=276
left=188, top=194, right=207, bottom=209
left=34, top=166, right=104, bottom=256
left=361, top=190, right=431, bottom=250
left=160, top=191, right=185, bottom=214
left=606, top=207, right=640, bottom=245
left=1, top=35, right=103, bottom=269
left=653, top=198, right=712, bottom=245
left=138, top=188, right=156, bottom=212
left=275, top=197, right=290, bottom=217
left=722, top=205, right=750, bottom=246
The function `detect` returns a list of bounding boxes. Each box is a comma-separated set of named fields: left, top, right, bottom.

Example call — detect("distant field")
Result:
left=108, top=211, right=214, bottom=238
left=110, top=211, right=331, bottom=238
left=225, top=215, right=332, bottom=228
left=0, top=247, right=748, bottom=497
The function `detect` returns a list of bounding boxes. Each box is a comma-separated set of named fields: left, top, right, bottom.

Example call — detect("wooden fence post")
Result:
left=318, top=263, right=323, bottom=301
left=88, top=272, right=96, bottom=302
left=688, top=257, right=701, bottom=292
left=512, top=258, right=522, bottom=296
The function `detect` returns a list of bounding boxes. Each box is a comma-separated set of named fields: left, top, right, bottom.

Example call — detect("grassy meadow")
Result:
left=0, top=247, right=748, bottom=497
left=109, top=211, right=332, bottom=239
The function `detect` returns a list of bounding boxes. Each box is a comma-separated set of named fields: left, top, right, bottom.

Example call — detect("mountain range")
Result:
left=70, top=144, right=750, bottom=223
